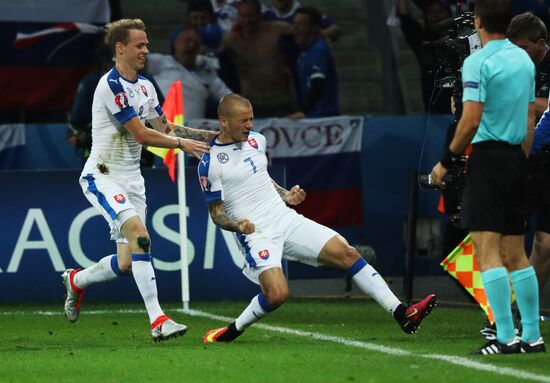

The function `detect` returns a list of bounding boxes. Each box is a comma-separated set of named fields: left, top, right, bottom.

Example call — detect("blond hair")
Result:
left=105, top=18, right=146, bottom=52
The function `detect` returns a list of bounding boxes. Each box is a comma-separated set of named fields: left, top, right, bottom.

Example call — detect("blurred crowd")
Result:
left=66, top=0, right=343, bottom=162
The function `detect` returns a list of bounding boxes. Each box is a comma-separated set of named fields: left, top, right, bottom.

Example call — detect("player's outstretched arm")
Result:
left=131, top=117, right=209, bottom=159
left=272, top=180, right=307, bottom=206
left=208, top=201, right=255, bottom=234
left=146, top=115, right=217, bottom=143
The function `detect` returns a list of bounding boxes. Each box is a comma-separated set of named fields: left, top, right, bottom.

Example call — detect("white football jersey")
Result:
left=197, top=131, right=287, bottom=228
left=83, top=68, right=163, bottom=175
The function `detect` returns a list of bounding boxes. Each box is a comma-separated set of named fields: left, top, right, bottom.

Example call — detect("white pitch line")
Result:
left=1, top=308, right=549, bottom=383
left=186, top=309, right=550, bottom=383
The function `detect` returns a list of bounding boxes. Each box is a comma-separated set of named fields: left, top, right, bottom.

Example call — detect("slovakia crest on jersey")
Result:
left=258, top=249, right=270, bottom=260
left=113, top=194, right=126, bottom=204
left=141, top=85, right=148, bottom=97
left=114, top=92, right=128, bottom=108
left=199, top=176, right=211, bottom=191
left=217, top=152, right=229, bottom=163
left=248, top=137, right=258, bottom=149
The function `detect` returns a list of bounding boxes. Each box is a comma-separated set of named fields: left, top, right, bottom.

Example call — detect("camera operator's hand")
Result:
left=431, top=162, right=448, bottom=188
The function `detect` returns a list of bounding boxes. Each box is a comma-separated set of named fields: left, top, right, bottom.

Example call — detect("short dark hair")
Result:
left=295, top=7, right=322, bottom=27
left=475, top=0, right=512, bottom=34
left=507, top=12, right=547, bottom=42
left=188, top=0, right=213, bottom=15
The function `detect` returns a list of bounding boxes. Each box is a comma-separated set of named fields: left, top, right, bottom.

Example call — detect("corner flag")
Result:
left=440, top=235, right=495, bottom=323
left=148, top=80, right=184, bottom=181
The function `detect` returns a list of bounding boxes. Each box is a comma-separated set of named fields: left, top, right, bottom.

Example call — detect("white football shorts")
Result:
left=237, top=208, right=338, bottom=284
left=80, top=171, right=146, bottom=243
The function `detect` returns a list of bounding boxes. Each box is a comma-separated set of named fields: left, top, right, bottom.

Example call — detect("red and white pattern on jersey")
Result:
left=113, top=194, right=126, bottom=204
left=248, top=137, right=258, bottom=149
left=199, top=176, right=211, bottom=191
left=140, top=84, right=148, bottom=97
left=114, top=92, right=128, bottom=108
left=258, top=249, right=270, bottom=260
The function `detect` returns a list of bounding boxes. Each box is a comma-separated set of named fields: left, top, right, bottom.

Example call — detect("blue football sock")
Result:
left=510, top=266, right=541, bottom=343
left=482, top=267, right=515, bottom=344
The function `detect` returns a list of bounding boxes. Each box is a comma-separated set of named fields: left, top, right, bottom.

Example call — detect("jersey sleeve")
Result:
left=102, top=74, right=137, bottom=124
left=197, top=152, right=224, bottom=203
left=461, top=55, right=486, bottom=103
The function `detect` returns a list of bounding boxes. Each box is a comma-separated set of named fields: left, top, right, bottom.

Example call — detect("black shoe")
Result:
left=520, top=337, right=546, bottom=353
left=472, top=338, right=520, bottom=355
left=203, top=322, right=243, bottom=343
left=396, top=294, right=437, bottom=334
left=480, top=319, right=496, bottom=340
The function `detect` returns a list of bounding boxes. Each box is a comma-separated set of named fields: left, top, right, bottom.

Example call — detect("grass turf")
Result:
left=0, top=299, right=548, bottom=383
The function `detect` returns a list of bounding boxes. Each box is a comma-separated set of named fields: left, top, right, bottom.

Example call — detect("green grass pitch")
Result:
left=1, top=298, right=548, bottom=383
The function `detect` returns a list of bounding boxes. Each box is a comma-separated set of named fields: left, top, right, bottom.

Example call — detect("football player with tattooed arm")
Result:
left=198, top=93, right=437, bottom=343
left=61, top=18, right=216, bottom=342
left=431, top=0, right=545, bottom=354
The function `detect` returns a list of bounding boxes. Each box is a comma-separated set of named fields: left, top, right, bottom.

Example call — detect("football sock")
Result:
left=235, top=293, right=272, bottom=331
left=131, top=253, right=164, bottom=324
left=482, top=267, right=515, bottom=344
left=73, top=254, right=122, bottom=289
left=348, top=258, right=401, bottom=315
left=510, top=266, right=541, bottom=343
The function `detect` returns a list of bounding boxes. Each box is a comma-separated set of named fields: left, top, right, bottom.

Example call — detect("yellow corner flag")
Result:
left=440, top=235, right=495, bottom=323
left=148, top=80, right=184, bottom=181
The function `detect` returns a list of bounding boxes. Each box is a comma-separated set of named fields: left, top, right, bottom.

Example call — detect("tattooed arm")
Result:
left=208, top=200, right=255, bottom=234
left=272, top=180, right=307, bottom=206
left=146, top=115, right=217, bottom=142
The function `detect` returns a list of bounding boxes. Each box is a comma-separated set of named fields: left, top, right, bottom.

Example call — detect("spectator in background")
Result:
left=221, top=0, right=294, bottom=117
left=264, top=0, right=341, bottom=42
left=396, top=0, right=453, bottom=114
left=171, top=0, right=223, bottom=51
left=68, top=42, right=163, bottom=165
left=147, top=28, right=232, bottom=122
left=211, top=0, right=239, bottom=33
left=287, top=7, right=339, bottom=119
left=171, top=0, right=241, bottom=94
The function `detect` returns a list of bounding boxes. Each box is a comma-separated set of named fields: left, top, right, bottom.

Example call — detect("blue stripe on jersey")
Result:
left=154, top=104, right=163, bottom=116
left=114, top=108, right=137, bottom=124
left=107, top=69, right=138, bottom=125
left=236, top=233, right=256, bottom=267
left=198, top=153, right=223, bottom=203
left=83, top=174, right=117, bottom=220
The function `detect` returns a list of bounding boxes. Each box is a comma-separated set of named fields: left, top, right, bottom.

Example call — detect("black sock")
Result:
left=393, top=304, right=407, bottom=323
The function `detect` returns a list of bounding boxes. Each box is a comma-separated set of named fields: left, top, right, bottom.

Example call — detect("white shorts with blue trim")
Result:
left=237, top=209, right=338, bottom=284
left=80, top=172, right=146, bottom=243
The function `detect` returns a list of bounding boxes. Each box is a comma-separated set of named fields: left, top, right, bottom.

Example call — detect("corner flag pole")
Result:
left=177, top=151, right=190, bottom=312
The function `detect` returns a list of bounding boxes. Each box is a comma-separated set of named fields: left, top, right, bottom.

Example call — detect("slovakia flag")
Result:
left=0, top=0, right=110, bottom=111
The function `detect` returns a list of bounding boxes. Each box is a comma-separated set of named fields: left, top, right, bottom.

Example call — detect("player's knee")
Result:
left=336, top=245, right=361, bottom=269
left=265, top=287, right=289, bottom=308
left=136, top=234, right=151, bottom=253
